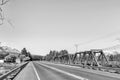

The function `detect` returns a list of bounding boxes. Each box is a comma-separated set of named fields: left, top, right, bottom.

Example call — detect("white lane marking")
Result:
left=38, top=62, right=89, bottom=80
left=32, top=62, right=41, bottom=80
left=41, top=61, right=81, bottom=69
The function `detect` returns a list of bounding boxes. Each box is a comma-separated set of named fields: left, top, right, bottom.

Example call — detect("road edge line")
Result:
left=32, top=62, right=41, bottom=80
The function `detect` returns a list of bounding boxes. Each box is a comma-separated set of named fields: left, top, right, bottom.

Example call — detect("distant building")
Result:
left=0, top=59, right=4, bottom=63
left=15, top=58, right=21, bottom=64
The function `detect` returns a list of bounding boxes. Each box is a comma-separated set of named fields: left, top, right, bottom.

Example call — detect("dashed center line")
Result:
left=32, top=63, right=41, bottom=80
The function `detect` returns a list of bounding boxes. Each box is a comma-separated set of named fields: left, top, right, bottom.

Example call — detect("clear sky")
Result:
left=0, top=0, right=120, bottom=55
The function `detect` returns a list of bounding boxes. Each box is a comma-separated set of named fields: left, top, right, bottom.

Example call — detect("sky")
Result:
left=0, top=0, right=120, bottom=55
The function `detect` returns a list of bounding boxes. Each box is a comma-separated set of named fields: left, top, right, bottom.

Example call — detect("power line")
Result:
left=77, top=31, right=120, bottom=46
left=73, top=31, right=120, bottom=52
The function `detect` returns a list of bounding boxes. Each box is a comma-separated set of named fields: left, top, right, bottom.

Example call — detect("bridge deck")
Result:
left=14, top=61, right=120, bottom=80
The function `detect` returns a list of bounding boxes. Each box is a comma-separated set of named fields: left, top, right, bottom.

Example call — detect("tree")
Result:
left=44, top=50, right=69, bottom=62
left=0, top=0, right=12, bottom=25
left=59, top=50, right=68, bottom=56
left=21, top=48, right=28, bottom=56
left=27, top=52, right=32, bottom=61
left=19, top=54, right=26, bottom=62
left=4, top=54, right=17, bottom=63
left=20, top=48, right=33, bottom=61
left=109, top=54, right=114, bottom=61
left=0, top=52, right=9, bottom=59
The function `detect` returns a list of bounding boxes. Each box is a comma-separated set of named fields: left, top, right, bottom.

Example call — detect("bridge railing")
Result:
left=71, top=64, right=120, bottom=74
left=0, top=62, right=28, bottom=80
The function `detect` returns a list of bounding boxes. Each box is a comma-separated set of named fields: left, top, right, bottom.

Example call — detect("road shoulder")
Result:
left=14, top=62, right=38, bottom=80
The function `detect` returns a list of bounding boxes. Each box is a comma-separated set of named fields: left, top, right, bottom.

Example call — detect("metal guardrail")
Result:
left=70, top=64, right=120, bottom=74
left=0, top=62, right=28, bottom=80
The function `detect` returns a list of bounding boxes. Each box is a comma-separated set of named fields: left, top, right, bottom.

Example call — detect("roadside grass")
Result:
left=0, top=63, right=18, bottom=76
left=104, top=61, right=120, bottom=68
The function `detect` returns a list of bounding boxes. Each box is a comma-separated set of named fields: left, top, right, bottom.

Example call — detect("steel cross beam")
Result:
left=72, top=49, right=109, bottom=67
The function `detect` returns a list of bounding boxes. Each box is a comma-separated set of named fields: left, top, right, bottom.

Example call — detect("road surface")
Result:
left=14, top=61, right=120, bottom=80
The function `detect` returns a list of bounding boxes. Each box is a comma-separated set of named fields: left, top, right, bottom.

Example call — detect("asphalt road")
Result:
left=15, top=61, right=120, bottom=80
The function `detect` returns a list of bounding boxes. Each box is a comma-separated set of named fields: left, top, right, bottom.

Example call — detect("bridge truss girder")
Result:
left=72, top=49, right=108, bottom=67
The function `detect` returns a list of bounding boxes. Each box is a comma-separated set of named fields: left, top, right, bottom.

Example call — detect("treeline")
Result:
left=44, top=50, right=120, bottom=62
left=44, top=50, right=68, bottom=61
left=4, top=47, right=120, bottom=64
left=4, top=48, right=32, bottom=63
left=0, top=53, right=9, bottom=60
left=4, top=47, right=45, bottom=63
left=107, top=51, right=120, bottom=61
left=19, top=48, right=32, bottom=62
left=31, top=55, right=43, bottom=61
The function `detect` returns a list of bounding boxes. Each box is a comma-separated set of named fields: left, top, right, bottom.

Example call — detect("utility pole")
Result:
left=74, top=44, right=79, bottom=53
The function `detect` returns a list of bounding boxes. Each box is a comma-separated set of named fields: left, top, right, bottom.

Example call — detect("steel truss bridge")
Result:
left=52, top=49, right=108, bottom=67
